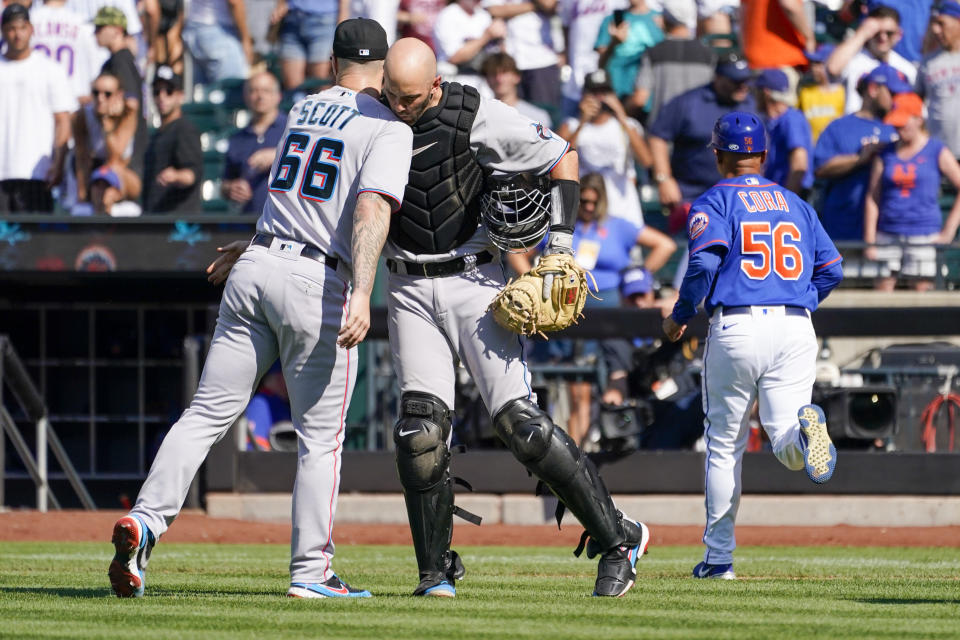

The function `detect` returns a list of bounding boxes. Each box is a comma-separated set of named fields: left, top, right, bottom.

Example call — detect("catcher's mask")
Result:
left=480, top=174, right=551, bottom=253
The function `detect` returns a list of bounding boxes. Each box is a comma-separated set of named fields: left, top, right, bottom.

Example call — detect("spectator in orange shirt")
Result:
left=741, top=0, right=814, bottom=71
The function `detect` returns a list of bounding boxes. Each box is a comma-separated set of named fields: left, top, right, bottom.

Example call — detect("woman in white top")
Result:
left=557, top=68, right=652, bottom=227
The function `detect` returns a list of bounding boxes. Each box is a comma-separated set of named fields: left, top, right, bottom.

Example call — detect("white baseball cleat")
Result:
left=288, top=575, right=372, bottom=598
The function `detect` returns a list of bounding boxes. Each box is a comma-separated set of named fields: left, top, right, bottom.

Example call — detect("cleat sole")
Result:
left=799, top=405, right=836, bottom=483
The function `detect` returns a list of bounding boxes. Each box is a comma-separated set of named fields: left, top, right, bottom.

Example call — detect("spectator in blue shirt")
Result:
left=244, top=360, right=291, bottom=450
left=864, top=92, right=960, bottom=291
left=572, top=173, right=677, bottom=303
left=813, top=63, right=908, bottom=242
left=561, top=172, right=675, bottom=445
left=755, top=68, right=813, bottom=196
left=648, top=52, right=756, bottom=234
left=222, top=72, right=287, bottom=214
left=595, top=0, right=664, bottom=102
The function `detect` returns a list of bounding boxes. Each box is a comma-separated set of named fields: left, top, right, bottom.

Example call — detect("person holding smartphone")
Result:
left=557, top=69, right=653, bottom=227
left=594, top=0, right=663, bottom=103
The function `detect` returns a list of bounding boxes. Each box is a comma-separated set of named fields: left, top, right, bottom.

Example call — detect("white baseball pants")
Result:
left=130, top=239, right=357, bottom=583
left=700, top=306, right=817, bottom=564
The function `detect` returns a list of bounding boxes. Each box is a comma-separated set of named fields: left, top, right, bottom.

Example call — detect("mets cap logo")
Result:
left=688, top=211, right=709, bottom=240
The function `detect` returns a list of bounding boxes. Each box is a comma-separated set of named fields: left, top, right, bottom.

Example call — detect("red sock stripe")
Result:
left=321, top=282, right=351, bottom=578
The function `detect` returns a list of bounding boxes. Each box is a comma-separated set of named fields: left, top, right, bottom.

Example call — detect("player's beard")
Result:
left=400, top=95, right=433, bottom=126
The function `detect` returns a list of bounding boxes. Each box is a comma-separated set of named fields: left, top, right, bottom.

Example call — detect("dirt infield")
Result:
left=1, top=510, right=958, bottom=547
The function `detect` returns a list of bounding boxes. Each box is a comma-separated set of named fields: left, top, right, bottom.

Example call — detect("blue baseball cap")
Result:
left=933, top=0, right=960, bottom=20
left=715, top=53, right=753, bottom=83
left=620, top=267, right=653, bottom=297
left=857, top=63, right=913, bottom=95
left=805, top=43, right=835, bottom=64
left=755, top=68, right=789, bottom=92
left=91, top=166, right=122, bottom=191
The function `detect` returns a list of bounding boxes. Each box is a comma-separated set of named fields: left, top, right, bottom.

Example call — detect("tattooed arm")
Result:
left=337, top=191, right=393, bottom=348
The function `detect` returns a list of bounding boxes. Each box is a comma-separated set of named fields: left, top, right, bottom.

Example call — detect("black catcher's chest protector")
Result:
left=390, top=83, right=485, bottom=254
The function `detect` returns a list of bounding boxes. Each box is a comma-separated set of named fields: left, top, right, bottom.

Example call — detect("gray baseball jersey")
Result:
left=384, top=97, right=568, bottom=263
left=127, top=85, right=411, bottom=587
left=259, top=86, right=413, bottom=268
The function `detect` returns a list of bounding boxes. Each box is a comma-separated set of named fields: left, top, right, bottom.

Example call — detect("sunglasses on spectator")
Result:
left=92, top=89, right=114, bottom=98
left=153, top=87, right=176, bottom=96
left=580, top=198, right=599, bottom=205
left=873, top=30, right=898, bottom=38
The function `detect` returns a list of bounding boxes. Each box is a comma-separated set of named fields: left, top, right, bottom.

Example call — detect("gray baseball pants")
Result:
left=387, top=260, right=534, bottom=419
left=129, top=239, right=357, bottom=583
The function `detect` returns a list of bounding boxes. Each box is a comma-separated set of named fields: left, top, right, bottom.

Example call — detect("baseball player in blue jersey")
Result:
left=662, top=112, right=844, bottom=580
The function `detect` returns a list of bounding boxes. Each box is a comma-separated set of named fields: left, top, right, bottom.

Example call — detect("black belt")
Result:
left=387, top=251, right=494, bottom=278
left=252, top=233, right=338, bottom=270
left=723, top=305, right=809, bottom=317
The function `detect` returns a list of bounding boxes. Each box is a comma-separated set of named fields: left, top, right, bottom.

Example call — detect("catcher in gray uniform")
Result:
left=380, top=38, right=651, bottom=598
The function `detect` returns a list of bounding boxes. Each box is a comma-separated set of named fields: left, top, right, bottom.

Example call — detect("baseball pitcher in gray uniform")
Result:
left=108, top=19, right=412, bottom=599
left=380, top=38, right=651, bottom=599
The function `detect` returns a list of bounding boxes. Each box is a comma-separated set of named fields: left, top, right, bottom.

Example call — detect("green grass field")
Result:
left=0, top=542, right=958, bottom=639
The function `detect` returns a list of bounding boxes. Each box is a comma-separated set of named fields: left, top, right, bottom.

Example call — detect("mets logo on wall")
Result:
left=688, top=211, right=709, bottom=240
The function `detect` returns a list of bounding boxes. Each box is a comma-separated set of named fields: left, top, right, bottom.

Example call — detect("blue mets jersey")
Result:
left=676, top=174, right=842, bottom=320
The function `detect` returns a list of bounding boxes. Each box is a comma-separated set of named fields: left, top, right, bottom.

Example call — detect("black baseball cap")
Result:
left=583, top=68, right=613, bottom=93
left=153, top=65, right=183, bottom=91
left=1, top=3, right=30, bottom=27
left=332, top=17, right=388, bottom=61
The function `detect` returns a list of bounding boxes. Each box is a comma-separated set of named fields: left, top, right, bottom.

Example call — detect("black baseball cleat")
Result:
left=593, top=520, right=651, bottom=597
left=412, top=550, right=464, bottom=598
left=413, top=578, right=455, bottom=597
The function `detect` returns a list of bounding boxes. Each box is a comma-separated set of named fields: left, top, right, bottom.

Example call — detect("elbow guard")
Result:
left=549, top=179, right=579, bottom=234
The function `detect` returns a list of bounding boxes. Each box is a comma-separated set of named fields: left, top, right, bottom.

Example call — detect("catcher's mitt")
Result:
left=488, top=253, right=597, bottom=338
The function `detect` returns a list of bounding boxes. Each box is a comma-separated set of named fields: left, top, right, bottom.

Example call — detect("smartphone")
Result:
left=613, top=9, right=625, bottom=25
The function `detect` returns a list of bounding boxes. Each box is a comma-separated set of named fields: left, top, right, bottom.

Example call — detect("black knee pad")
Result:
left=493, top=397, right=580, bottom=486
left=394, top=392, right=452, bottom=492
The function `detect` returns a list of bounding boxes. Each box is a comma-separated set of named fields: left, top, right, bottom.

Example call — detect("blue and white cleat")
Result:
left=798, top=404, right=837, bottom=484
left=593, top=520, right=651, bottom=597
left=108, top=514, right=154, bottom=598
left=288, top=575, right=372, bottom=598
left=692, top=562, right=736, bottom=580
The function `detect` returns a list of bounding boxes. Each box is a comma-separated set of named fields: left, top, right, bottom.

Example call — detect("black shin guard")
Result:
left=394, top=392, right=457, bottom=584
left=493, top=397, right=625, bottom=551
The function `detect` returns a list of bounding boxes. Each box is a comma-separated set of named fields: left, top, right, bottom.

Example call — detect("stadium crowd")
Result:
left=2, top=0, right=959, bottom=295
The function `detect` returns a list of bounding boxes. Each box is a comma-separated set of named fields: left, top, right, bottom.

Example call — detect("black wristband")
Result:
left=549, top=178, right=579, bottom=233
